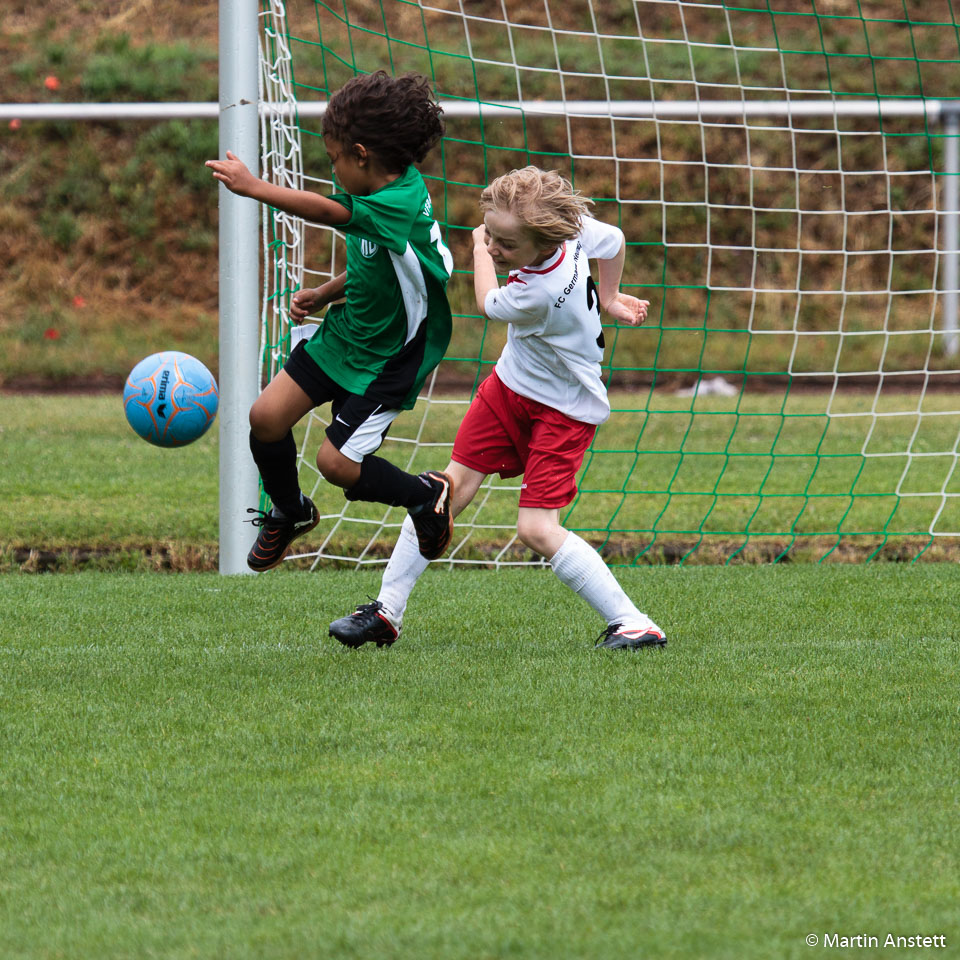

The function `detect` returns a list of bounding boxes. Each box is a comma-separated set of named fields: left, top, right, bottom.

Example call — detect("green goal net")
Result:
left=257, top=0, right=960, bottom=566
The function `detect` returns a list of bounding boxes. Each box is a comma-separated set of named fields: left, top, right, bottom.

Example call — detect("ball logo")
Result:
left=360, top=239, right=379, bottom=258
left=156, top=369, right=170, bottom=418
left=123, top=351, right=219, bottom=448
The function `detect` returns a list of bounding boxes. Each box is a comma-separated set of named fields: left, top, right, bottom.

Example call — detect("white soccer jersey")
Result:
left=483, top=215, right=624, bottom=424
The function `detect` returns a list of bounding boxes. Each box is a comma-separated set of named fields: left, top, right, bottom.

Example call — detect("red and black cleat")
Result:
left=245, top=497, right=319, bottom=572
left=409, top=470, right=454, bottom=560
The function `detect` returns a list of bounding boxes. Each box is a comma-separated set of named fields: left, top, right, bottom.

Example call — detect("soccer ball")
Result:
left=123, top=351, right=219, bottom=447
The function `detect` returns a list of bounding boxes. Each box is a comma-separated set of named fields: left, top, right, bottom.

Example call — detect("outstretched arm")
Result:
left=206, top=151, right=351, bottom=226
left=596, top=238, right=649, bottom=327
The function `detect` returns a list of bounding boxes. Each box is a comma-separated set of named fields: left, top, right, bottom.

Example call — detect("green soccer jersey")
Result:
left=303, top=165, right=453, bottom=410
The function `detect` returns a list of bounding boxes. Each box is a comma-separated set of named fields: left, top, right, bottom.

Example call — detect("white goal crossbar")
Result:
left=0, top=97, right=950, bottom=121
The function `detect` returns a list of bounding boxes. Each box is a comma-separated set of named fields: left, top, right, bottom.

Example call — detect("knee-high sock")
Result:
left=549, top=531, right=653, bottom=628
left=249, top=430, right=303, bottom=517
left=377, top=515, right=430, bottom=626
left=345, top=455, right=433, bottom=509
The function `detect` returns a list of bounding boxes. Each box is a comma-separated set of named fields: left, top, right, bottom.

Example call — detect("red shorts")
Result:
left=451, top=371, right=597, bottom=509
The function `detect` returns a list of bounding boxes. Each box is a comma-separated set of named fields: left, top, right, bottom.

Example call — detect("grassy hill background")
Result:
left=1, top=1, right=221, bottom=387
left=2, top=0, right=959, bottom=389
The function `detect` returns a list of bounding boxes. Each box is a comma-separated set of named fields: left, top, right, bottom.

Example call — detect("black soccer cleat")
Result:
left=329, top=600, right=399, bottom=649
left=245, top=496, right=319, bottom=572
left=595, top=623, right=667, bottom=651
left=409, top=470, right=454, bottom=560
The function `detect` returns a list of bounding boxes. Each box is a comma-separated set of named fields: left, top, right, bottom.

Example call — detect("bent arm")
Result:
left=316, top=271, right=347, bottom=303
left=472, top=226, right=499, bottom=316
left=595, top=238, right=626, bottom=312
left=290, top=271, right=348, bottom=322
left=471, top=224, right=541, bottom=325
left=594, top=237, right=649, bottom=327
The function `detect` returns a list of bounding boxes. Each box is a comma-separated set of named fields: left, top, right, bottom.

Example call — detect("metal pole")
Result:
left=943, top=107, right=959, bottom=357
left=0, top=98, right=945, bottom=123
left=218, top=0, right=260, bottom=574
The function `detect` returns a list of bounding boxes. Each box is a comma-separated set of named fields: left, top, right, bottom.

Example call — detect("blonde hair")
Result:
left=479, top=166, right=593, bottom=247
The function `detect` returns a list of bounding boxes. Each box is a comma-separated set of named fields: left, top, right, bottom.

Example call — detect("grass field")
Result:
left=3, top=391, right=958, bottom=570
left=0, top=565, right=957, bottom=959
left=2, top=393, right=959, bottom=958
left=4, top=6, right=959, bottom=953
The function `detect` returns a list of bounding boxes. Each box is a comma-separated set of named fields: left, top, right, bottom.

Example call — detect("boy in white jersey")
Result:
left=330, top=166, right=666, bottom=651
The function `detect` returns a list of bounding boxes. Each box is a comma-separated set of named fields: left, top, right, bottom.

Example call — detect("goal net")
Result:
left=257, top=0, right=960, bottom=566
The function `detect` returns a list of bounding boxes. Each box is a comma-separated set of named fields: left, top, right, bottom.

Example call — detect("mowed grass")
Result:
left=1, top=393, right=220, bottom=563
left=0, top=565, right=957, bottom=959
left=3, top=391, right=959, bottom=567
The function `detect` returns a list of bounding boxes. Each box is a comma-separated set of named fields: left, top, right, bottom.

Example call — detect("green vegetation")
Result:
left=83, top=33, right=217, bottom=102
left=2, top=11, right=957, bottom=958
left=0, top=8, right=221, bottom=386
left=2, top=2, right=960, bottom=387
left=0, top=566, right=956, bottom=959
left=1, top=394, right=219, bottom=568
left=2, top=392, right=956, bottom=571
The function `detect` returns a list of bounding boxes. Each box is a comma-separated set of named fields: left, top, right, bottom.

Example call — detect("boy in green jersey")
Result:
left=207, top=71, right=454, bottom=571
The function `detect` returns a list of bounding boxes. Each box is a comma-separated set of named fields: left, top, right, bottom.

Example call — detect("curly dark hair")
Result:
left=322, top=70, right=444, bottom=173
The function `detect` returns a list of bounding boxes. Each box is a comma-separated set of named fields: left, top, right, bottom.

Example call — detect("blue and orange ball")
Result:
left=123, top=351, right=219, bottom=447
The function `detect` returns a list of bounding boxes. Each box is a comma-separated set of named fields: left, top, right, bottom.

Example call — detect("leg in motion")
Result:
left=246, top=371, right=320, bottom=571
left=318, top=439, right=456, bottom=562
left=513, top=398, right=666, bottom=651
left=518, top=509, right=666, bottom=651
left=316, top=389, right=458, bottom=561
left=329, top=463, right=486, bottom=647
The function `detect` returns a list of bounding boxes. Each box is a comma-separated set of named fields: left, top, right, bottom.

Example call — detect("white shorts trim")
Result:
left=336, top=406, right=402, bottom=463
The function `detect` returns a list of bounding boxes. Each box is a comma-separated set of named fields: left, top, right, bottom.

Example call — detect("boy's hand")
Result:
left=205, top=151, right=259, bottom=197
left=290, top=286, right=327, bottom=322
left=290, top=272, right=347, bottom=321
left=605, top=293, right=649, bottom=327
left=472, top=224, right=491, bottom=259
left=471, top=224, right=497, bottom=315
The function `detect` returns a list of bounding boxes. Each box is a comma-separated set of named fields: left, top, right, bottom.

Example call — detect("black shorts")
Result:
left=284, top=341, right=400, bottom=463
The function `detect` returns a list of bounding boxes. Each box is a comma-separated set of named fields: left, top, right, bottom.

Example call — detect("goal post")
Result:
left=248, top=0, right=960, bottom=567
left=217, top=0, right=261, bottom=575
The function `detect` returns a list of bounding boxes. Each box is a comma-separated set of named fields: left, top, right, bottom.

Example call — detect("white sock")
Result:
left=377, top=515, right=429, bottom=628
left=549, top=531, right=657, bottom=630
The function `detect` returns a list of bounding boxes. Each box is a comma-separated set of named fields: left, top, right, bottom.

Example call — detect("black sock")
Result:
left=343, top=455, right=432, bottom=509
left=249, top=430, right=305, bottom=518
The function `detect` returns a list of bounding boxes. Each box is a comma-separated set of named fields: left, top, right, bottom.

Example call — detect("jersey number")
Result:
left=430, top=221, right=454, bottom=277
left=587, top=276, right=605, bottom=349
